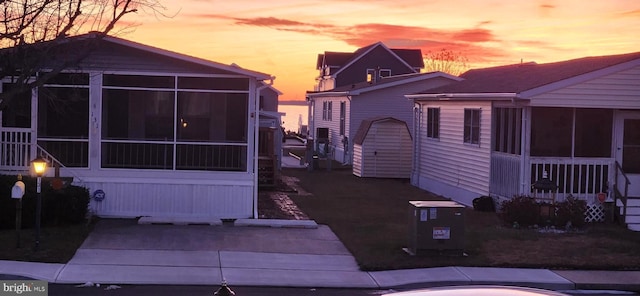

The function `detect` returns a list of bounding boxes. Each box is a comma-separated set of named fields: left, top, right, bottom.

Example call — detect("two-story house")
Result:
left=307, top=42, right=460, bottom=173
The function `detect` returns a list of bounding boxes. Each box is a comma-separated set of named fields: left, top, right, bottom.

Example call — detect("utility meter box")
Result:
left=407, top=200, right=465, bottom=255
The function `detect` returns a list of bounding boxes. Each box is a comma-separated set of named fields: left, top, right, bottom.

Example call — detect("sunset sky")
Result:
left=122, top=0, right=640, bottom=101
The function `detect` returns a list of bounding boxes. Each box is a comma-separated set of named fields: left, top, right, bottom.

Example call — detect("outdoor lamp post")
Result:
left=31, top=157, right=47, bottom=251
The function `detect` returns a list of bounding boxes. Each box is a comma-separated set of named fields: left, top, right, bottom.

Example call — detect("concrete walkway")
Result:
left=1, top=218, right=639, bottom=292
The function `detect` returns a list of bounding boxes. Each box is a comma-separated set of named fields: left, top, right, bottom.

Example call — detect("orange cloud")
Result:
left=620, top=9, right=640, bottom=17
left=188, top=14, right=518, bottom=64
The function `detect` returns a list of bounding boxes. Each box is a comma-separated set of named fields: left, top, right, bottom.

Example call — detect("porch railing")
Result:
left=614, top=161, right=630, bottom=223
left=529, top=157, right=613, bottom=202
left=0, top=128, right=33, bottom=171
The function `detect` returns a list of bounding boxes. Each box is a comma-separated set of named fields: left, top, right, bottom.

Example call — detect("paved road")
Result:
left=44, top=284, right=639, bottom=296
left=47, top=284, right=382, bottom=296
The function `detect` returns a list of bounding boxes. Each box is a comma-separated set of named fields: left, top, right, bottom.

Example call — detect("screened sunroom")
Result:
left=0, top=34, right=272, bottom=219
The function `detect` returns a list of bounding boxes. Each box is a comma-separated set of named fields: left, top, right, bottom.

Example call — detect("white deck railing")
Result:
left=0, top=128, right=33, bottom=171
left=490, top=154, right=615, bottom=202
left=529, top=157, right=614, bottom=202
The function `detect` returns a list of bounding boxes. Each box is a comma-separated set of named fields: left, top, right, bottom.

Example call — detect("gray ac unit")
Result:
left=407, top=200, right=465, bottom=255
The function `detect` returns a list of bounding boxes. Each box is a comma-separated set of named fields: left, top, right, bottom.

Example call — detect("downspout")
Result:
left=412, top=102, right=422, bottom=187
left=345, top=95, right=352, bottom=165
left=253, top=76, right=275, bottom=219
left=520, top=106, right=530, bottom=196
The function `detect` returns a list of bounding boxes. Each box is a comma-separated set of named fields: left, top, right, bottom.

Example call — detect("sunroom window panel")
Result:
left=177, top=92, right=214, bottom=141
left=574, top=108, right=612, bottom=157
left=493, top=108, right=521, bottom=155
left=102, top=89, right=175, bottom=141
left=1, top=83, right=31, bottom=128
left=36, top=86, right=89, bottom=167
left=224, top=93, right=249, bottom=142
left=530, top=107, right=572, bottom=157
left=177, top=92, right=247, bottom=142
left=38, top=87, right=89, bottom=138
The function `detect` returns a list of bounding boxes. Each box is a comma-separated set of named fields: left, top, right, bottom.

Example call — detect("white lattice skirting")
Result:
left=585, top=203, right=605, bottom=223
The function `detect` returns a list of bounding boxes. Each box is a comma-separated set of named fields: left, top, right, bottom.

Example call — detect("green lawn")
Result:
left=0, top=223, right=92, bottom=263
left=284, top=167, right=640, bottom=271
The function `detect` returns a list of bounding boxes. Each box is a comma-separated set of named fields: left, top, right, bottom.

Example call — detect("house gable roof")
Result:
left=4, top=33, right=273, bottom=80
left=102, top=35, right=272, bottom=79
left=353, top=117, right=410, bottom=145
left=317, top=42, right=423, bottom=76
left=316, top=52, right=354, bottom=70
left=413, top=51, right=640, bottom=98
left=307, top=71, right=461, bottom=98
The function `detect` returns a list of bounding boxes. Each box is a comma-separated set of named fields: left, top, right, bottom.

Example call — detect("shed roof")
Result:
left=353, top=117, right=410, bottom=145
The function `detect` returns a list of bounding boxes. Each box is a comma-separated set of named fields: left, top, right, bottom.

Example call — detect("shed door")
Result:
left=615, top=112, right=640, bottom=197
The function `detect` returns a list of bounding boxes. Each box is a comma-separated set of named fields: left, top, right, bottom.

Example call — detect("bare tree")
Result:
left=423, top=48, right=469, bottom=76
left=0, top=0, right=168, bottom=110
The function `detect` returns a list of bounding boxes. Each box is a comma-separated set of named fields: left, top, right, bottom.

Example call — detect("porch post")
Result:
left=29, top=88, right=38, bottom=162
left=520, top=106, right=531, bottom=195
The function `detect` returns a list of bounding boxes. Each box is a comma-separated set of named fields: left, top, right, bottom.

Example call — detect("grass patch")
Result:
left=284, top=168, right=640, bottom=271
left=0, top=222, right=93, bottom=263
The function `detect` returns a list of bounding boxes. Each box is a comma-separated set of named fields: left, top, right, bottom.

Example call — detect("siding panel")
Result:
left=84, top=181, right=253, bottom=219
left=531, top=66, right=640, bottom=108
left=415, top=101, right=492, bottom=197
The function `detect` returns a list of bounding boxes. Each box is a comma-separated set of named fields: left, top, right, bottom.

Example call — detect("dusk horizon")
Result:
left=115, top=1, right=637, bottom=101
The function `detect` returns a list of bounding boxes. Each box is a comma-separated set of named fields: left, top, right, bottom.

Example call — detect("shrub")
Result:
left=0, top=175, right=90, bottom=229
left=554, top=195, right=587, bottom=228
left=499, top=195, right=540, bottom=227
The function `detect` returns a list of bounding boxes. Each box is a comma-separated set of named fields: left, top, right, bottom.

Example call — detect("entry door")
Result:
left=615, top=112, right=640, bottom=197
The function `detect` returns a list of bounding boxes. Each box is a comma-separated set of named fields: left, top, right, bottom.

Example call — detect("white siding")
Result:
left=309, top=96, right=350, bottom=162
left=355, top=120, right=412, bottom=178
left=531, top=65, right=640, bottom=109
left=414, top=101, right=493, bottom=203
left=83, top=179, right=253, bottom=219
left=350, top=77, right=454, bottom=140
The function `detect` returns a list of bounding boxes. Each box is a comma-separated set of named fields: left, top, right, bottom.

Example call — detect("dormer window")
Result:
left=366, top=69, right=376, bottom=82
left=366, top=68, right=391, bottom=83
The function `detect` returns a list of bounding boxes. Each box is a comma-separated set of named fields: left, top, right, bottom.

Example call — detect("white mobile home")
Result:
left=0, top=34, right=277, bottom=219
left=408, top=52, right=640, bottom=230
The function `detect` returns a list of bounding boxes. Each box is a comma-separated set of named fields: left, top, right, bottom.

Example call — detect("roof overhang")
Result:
left=406, top=92, right=521, bottom=101
left=306, top=91, right=350, bottom=99
left=259, top=110, right=286, bottom=119
left=349, top=72, right=463, bottom=95
left=307, top=72, right=462, bottom=99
